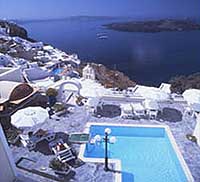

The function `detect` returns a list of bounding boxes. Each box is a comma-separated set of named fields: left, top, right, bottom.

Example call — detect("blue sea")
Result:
left=18, top=17, right=200, bottom=86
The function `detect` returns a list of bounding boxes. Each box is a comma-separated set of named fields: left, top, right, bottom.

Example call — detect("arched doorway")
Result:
left=56, top=80, right=82, bottom=103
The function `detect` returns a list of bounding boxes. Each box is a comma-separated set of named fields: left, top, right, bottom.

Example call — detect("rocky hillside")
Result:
left=77, top=63, right=136, bottom=89
left=169, top=73, right=200, bottom=94
left=0, top=20, right=28, bottom=39
left=104, top=19, right=200, bottom=33
left=0, top=20, right=136, bottom=89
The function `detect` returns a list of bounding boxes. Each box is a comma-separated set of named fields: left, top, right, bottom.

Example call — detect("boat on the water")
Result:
left=98, top=35, right=108, bottom=39
left=97, top=32, right=108, bottom=39
left=96, top=32, right=106, bottom=36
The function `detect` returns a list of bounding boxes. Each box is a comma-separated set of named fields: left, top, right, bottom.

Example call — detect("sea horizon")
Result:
left=8, top=15, right=200, bottom=24
left=1, top=1, right=200, bottom=182
left=17, top=17, right=200, bottom=86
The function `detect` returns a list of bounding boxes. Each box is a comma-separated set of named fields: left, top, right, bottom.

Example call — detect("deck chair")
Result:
left=50, top=139, right=76, bottom=163
left=19, top=134, right=30, bottom=147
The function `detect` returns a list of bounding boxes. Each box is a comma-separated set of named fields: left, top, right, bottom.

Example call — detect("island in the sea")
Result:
left=104, top=19, right=200, bottom=33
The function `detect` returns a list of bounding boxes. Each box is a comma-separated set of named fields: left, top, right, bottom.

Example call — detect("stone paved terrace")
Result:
left=11, top=107, right=114, bottom=182
left=13, top=146, right=114, bottom=182
left=11, top=104, right=200, bottom=182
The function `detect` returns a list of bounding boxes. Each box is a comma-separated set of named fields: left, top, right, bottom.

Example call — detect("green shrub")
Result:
left=46, top=88, right=58, bottom=97
left=49, top=158, right=63, bottom=171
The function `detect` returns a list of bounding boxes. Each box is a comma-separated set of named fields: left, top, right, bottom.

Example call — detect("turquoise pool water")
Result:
left=84, top=125, right=188, bottom=182
left=52, top=68, right=63, bottom=75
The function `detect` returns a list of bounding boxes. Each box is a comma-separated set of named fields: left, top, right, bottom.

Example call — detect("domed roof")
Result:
left=0, top=81, right=35, bottom=104
left=9, top=83, right=33, bottom=101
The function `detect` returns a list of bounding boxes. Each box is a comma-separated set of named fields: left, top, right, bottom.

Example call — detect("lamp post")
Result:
left=104, top=128, right=111, bottom=171
left=94, top=128, right=116, bottom=172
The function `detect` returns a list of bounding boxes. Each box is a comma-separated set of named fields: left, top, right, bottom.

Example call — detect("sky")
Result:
left=0, top=0, right=200, bottom=20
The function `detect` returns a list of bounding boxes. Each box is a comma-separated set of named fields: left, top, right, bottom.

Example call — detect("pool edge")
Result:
left=165, top=125, right=194, bottom=182
left=78, top=122, right=194, bottom=182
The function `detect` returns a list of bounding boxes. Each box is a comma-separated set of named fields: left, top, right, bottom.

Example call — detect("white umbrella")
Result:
left=183, top=89, right=200, bottom=104
left=11, top=107, right=48, bottom=128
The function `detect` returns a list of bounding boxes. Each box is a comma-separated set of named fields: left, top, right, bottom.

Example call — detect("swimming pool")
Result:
left=79, top=123, right=194, bottom=182
left=52, top=68, right=63, bottom=75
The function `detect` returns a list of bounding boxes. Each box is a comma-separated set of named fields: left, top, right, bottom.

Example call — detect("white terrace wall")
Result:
left=0, top=125, right=17, bottom=182
left=0, top=67, right=23, bottom=82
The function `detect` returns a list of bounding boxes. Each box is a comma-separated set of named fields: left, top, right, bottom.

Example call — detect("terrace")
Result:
left=10, top=102, right=200, bottom=182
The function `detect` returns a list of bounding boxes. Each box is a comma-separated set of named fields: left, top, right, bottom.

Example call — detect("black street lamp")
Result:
left=104, top=130, right=109, bottom=171
left=93, top=128, right=116, bottom=172
left=104, top=128, right=116, bottom=172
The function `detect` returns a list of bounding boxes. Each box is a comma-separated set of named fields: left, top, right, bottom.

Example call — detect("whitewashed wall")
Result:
left=0, top=125, right=17, bottom=182
left=0, top=68, right=23, bottom=82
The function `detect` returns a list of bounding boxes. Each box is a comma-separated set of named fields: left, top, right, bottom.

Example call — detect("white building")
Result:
left=159, top=83, right=171, bottom=94
left=23, top=63, right=49, bottom=81
left=0, top=124, right=17, bottom=182
left=43, top=45, right=54, bottom=51
left=12, top=37, right=43, bottom=51
left=12, top=36, right=27, bottom=45
left=171, top=93, right=186, bottom=103
left=134, top=85, right=170, bottom=102
left=193, top=115, right=200, bottom=146
left=0, top=53, right=12, bottom=66
left=68, top=54, right=81, bottom=65
left=24, top=67, right=49, bottom=81
left=82, top=64, right=95, bottom=80
left=0, top=67, right=23, bottom=82
left=29, top=42, right=43, bottom=50
left=0, top=35, right=11, bottom=41
left=35, top=54, right=52, bottom=63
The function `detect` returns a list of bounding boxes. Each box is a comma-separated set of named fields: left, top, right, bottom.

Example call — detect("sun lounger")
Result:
left=19, top=134, right=29, bottom=147
left=50, top=139, right=76, bottom=163
left=68, top=133, right=90, bottom=144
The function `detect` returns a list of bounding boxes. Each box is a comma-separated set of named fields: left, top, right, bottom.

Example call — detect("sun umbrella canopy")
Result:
left=183, top=89, right=200, bottom=104
left=11, top=107, right=48, bottom=128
